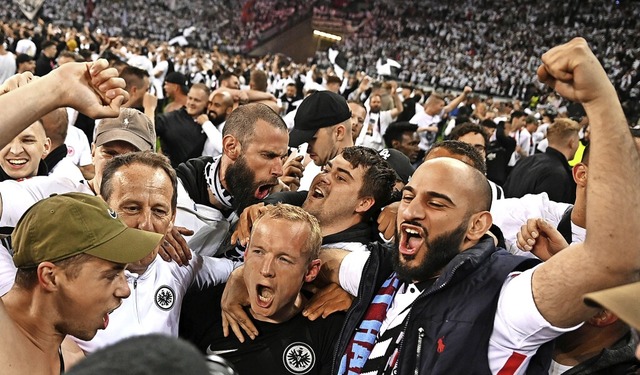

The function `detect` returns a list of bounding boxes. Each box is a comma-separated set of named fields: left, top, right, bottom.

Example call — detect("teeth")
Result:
left=405, top=228, right=420, bottom=235
left=258, top=286, right=274, bottom=301
left=8, top=160, right=27, bottom=165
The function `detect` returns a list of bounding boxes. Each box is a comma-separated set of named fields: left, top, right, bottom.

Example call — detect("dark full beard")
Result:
left=392, top=222, right=468, bottom=283
left=209, top=112, right=226, bottom=126
left=225, top=156, right=261, bottom=214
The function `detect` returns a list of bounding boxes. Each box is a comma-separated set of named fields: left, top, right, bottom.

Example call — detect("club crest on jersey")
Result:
left=283, top=342, right=315, bottom=374
left=154, top=285, right=175, bottom=310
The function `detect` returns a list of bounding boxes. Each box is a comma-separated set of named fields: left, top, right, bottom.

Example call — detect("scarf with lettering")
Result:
left=338, top=272, right=400, bottom=375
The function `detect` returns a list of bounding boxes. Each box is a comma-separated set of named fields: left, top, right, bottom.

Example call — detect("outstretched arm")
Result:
left=0, top=59, right=127, bottom=149
left=443, top=86, right=472, bottom=114
left=531, top=38, right=640, bottom=327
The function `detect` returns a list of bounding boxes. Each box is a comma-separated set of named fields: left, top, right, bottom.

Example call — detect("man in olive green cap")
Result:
left=0, top=192, right=162, bottom=375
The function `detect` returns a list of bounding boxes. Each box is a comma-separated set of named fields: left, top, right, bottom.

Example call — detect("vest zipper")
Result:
left=396, top=260, right=466, bottom=374
left=415, top=327, right=425, bottom=375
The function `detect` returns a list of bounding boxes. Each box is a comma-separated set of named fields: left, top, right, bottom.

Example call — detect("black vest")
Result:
left=334, top=237, right=552, bottom=374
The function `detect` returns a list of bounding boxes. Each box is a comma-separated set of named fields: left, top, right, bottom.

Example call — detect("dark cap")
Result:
left=164, top=72, right=189, bottom=94
left=16, top=53, right=34, bottom=65
left=290, top=91, right=351, bottom=147
left=378, top=148, right=414, bottom=184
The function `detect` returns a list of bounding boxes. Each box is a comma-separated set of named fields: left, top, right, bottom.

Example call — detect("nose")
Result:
left=318, top=171, right=331, bottom=185
left=8, top=140, right=23, bottom=155
left=135, top=210, right=154, bottom=232
left=115, top=273, right=131, bottom=298
left=401, top=196, right=425, bottom=223
left=271, top=158, right=284, bottom=178
left=260, top=256, right=275, bottom=278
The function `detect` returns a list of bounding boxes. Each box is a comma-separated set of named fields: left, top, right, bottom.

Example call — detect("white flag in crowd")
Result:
left=13, top=0, right=45, bottom=20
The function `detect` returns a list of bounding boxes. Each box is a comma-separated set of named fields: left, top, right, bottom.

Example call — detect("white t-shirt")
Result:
left=0, top=176, right=93, bottom=228
left=508, top=128, right=532, bottom=166
left=339, top=251, right=579, bottom=374
left=356, top=110, right=395, bottom=151
left=201, top=121, right=224, bottom=158
left=48, top=157, right=84, bottom=182
left=152, top=60, right=169, bottom=100
left=65, top=125, right=93, bottom=167
left=15, top=39, right=36, bottom=57
left=0, top=245, right=16, bottom=297
left=410, top=111, right=442, bottom=151
left=491, top=193, right=585, bottom=257
left=0, top=52, right=16, bottom=85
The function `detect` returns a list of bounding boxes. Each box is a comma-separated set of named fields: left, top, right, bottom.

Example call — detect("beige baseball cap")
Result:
left=94, top=108, right=156, bottom=151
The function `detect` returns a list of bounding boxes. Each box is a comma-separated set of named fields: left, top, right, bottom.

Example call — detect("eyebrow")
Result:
left=402, top=186, right=456, bottom=206
left=100, top=263, right=127, bottom=276
left=327, top=161, right=355, bottom=181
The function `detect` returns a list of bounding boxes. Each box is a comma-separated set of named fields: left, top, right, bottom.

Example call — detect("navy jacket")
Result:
left=332, top=237, right=551, bottom=374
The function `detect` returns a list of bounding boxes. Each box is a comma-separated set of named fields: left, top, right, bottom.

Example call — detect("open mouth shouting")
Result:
left=256, top=284, right=274, bottom=309
left=399, top=223, right=426, bottom=258
left=102, top=304, right=121, bottom=330
left=310, top=185, right=325, bottom=199
left=255, top=183, right=277, bottom=200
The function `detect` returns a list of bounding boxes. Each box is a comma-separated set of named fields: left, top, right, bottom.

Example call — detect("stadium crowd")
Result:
left=1, top=1, right=640, bottom=374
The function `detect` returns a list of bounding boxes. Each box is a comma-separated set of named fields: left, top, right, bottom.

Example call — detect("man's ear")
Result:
left=41, top=137, right=52, bottom=159
left=304, top=259, right=321, bottom=283
left=465, top=211, right=493, bottom=242
left=587, top=310, right=619, bottom=327
left=391, top=139, right=400, bottom=149
left=222, top=134, right=241, bottom=161
left=354, top=196, right=375, bottom=214
left=37, top=262, right=60, bottom=291
left=335, top=124, right=346, bottom=141
left=91, top=143, right=96, bottom=159
left=572, top=163, right=588, bottom=187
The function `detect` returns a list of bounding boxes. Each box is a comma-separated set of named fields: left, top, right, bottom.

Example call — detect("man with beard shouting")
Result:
left=174, top=103, right=289, bottom=258
left=305, top=38, right=640, bottom=374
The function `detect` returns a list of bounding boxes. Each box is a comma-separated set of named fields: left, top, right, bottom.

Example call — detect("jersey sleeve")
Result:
left=339, top=250, right=370, bottom=297
left=489, top=266, right=582, bottom=374
left=190, top=254, right=242, bottom=289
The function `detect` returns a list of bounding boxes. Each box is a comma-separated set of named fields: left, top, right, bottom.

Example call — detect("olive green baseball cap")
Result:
left=584, top=281, right=640, bottom=331
left=12, top=192, right=163, bottom=268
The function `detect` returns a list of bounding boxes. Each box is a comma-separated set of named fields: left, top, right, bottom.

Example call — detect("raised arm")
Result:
left=443, top=86, right=472, bottom=114
left=388, top=81, right=404, bottom=119
left=0, top=59, right=127, bottom=149
left=531, top=38, right=640, bottom=327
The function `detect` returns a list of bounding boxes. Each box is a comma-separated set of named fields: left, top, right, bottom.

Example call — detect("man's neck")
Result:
left=2, top=289, right=65, bottom=355
left=321, top=215, right=362, bottom=238
left=571, top=190, right=587, bottom=228
left=548, top=144, right=573, bottom=161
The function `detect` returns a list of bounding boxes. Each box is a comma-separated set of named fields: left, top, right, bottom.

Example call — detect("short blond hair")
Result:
left=547, top=118, right=581, bottom=143
left=252, top=203, right=322, bottom=262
